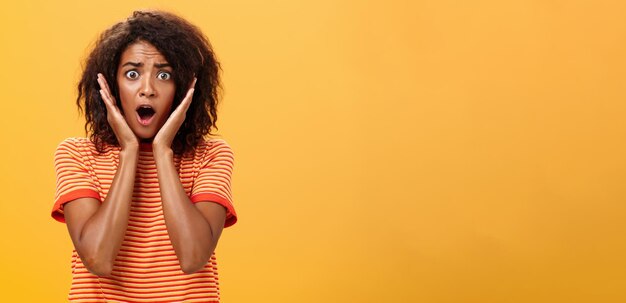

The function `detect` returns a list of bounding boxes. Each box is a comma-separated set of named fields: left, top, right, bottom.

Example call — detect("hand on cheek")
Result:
left=152, top=77, right=197, bottom=152
left=97, top=73, right=139, bottom=150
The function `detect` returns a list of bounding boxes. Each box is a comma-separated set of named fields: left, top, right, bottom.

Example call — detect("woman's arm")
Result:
left=64, top=147, right=138, bottom=277
left=63, top=73, right=141, bottom=277
left=151, top=77, right=226, bottom=274
left=154, top=147, right=226, bottom=274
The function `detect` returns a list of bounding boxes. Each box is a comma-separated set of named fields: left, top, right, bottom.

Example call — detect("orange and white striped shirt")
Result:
left=51, top=137, right=237, bottom=303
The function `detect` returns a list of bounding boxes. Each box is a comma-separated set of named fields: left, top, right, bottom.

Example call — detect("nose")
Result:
left=139, top=76, right=156, bottom=98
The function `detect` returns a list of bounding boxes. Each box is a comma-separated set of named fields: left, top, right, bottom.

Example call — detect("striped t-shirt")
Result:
left=51, top=137, right=237, bottom=303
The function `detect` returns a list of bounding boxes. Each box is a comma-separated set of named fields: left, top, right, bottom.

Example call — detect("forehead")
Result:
left=119, top=41, right=168, bottom=64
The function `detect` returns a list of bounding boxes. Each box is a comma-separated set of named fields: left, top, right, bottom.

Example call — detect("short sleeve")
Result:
left=51, top=139, right=101, bottom=223
left=190, top=140, right=238, bottom=228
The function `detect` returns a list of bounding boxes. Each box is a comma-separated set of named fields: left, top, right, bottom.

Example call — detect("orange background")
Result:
left=1, top=1, right=626, bottom=302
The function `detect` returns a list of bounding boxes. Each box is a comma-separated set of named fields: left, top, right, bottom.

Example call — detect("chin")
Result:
left=132, top=129, right=156, bottom=141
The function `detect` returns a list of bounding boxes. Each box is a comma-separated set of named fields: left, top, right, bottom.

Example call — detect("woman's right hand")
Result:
left=97, top=73, right=139, bottom=150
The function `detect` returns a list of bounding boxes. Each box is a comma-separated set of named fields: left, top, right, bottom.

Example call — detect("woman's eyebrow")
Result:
left=121, top=61, right=142, bottom=68
left=120, top=62, right=171, bottom=68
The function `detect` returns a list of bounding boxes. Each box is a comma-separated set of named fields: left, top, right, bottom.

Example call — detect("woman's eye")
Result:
left=157, top=72, right=171, bottom=80
left=125, top=70, right=139, bottom=79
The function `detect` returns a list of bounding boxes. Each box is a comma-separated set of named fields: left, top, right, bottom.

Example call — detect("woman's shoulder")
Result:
left=200, top=137, right=231, bottom=149
left=56, top=137, right=94, bottom=152
left=192, top=137, right=233, bottom=160
left=56, top=137, right=118, bottom=156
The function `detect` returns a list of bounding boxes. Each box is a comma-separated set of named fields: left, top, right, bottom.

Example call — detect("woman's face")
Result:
left=116, top=40, right=176, bottom=141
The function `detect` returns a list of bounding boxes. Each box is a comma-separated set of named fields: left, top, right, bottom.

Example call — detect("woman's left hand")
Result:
left=153, top=77, right=197, bottom=152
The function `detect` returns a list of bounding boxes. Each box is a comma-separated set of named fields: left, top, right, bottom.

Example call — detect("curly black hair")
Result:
left=77, top=10, right=222, bottom=155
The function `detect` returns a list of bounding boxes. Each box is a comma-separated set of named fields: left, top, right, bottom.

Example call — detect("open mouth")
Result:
left=136, top=105, right=155, bottom=126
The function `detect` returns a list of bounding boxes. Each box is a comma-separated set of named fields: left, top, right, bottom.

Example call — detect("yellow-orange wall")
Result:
left=1, top=1, right=625, bottom=302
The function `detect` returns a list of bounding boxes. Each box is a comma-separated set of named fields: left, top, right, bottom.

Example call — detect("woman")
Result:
left=51, top=10, right=237, bottom=302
